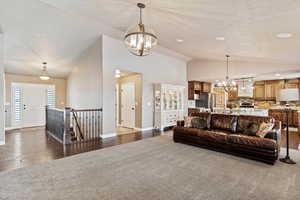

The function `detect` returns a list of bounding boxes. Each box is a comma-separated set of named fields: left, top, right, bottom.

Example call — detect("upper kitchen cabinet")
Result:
left=228, top=89, right=238, bottom=101
left=285, top=79, right=299, bottom=88
left=202, top=82, right=212, bottom=93
left=253, top=81, right=265, bottom=100
left=188, top=81, right=212, bottom=100
left=264, top=80, right=277, bottom=101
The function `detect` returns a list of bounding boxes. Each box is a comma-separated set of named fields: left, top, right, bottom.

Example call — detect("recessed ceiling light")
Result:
left=276, top=33, right=292, bottom=39
left=176, top=39, right=184, bottom=43
left=275, top=73, right=281, bottom=77
left=216, top=37, right=225, bottom=41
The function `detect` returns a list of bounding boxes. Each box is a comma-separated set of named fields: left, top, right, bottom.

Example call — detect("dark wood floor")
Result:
left=0, top=127, right=299, bottom=172
left=0, top=127, right=164, bottom=172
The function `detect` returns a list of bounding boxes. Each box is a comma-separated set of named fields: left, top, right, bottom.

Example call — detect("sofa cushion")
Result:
left=174, top=126, right=199, bottom=136
left=256, top=122, right=274, bottom=138
left=190, top=112, right=211, bottom=129
left=197, top=130, right=228, bottom=144
left=227, top=134, right=277, bottom=150
left=191, top=117, right=207, bottom=129
left=243, top=123, right=260, bottom=136
left=184, top=116, right=195, bottom=128
left=210, top=114, right=238, bottom=133
left=237, top=115, right=275, bottom=133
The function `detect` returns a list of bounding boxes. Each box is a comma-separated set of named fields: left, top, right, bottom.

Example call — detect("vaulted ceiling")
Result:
left=1, top=0, right=300, bottom=77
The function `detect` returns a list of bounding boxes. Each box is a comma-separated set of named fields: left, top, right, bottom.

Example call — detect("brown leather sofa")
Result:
left=174, top=113, right=281, bottom=164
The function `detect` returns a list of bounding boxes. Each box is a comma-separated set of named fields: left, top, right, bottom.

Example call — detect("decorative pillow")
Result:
left=256, top=122, right=274, bottom=138
left=191, top=117, right=207, bottom=129
left=243, top=123, right=260, bottom=136
left=190, top=113, right=211, bottom=129
left=230, top=117, right=238, bottom=133
left=237, top=116, right=275, bottom=133
left=184, top=116, right=195, bottom=128
left=211, top=114, right=237, bottom=133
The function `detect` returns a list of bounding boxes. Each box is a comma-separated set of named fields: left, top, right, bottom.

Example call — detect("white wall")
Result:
left=188, top=59, right=300, bottom=82
left=102, top=35, right=187, bottom=137
left=0, top=33, right=4, bottom=144
left=67, top=37, right=103, bottom=109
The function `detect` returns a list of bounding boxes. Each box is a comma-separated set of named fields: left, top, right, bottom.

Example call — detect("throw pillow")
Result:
left=256, top=122, right=274, bottom=138
left=230, top=116, right=238, bottom=133
left=184, top=116, right=195, bottom=128
left=191, top=117, right=207, bottom=129
left=243, top=123, right=260, bottom=136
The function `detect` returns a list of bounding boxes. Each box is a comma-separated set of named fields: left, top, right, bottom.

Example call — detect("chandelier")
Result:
left=124, top=3, right=158, bottom=56
left=40, top=62, right=50, bottom=81
left=215, top=55, right=237, bottom=92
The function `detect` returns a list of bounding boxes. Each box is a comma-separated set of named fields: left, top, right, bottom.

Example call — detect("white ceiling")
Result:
left=1, top=0, right=300, bottom=77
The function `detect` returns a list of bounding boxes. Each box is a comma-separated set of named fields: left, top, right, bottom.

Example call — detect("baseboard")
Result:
left=5, top=126, right=21, bottom=131
left=101, top=133, right=117, bottom=139
left=139, top=127, right=154, bottom=131
left=0, top=141, right=5, bottom=145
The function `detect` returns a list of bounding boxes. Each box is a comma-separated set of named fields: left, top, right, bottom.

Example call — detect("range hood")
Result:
left=237, top=81, right=254, bottom=97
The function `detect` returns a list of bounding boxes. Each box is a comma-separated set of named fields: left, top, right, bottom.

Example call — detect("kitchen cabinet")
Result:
left=188, top=108, right=200, bottom=116
left=188, top=82, right=195, bottom=100
left=188, top=81, right=212, bottom=100
left=228, top=89, right=238, bottom=101
left=269, top=109, right=299, bottom=128
left=254, top=85, right=265, bottom=100
left=202, top=82, right=211, bottom=93
left=265, top=81, right=276, bottom=101
left=213, top=88, right=226, bottom=108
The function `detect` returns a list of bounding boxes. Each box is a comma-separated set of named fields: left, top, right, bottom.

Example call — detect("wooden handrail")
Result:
left=71, top=108, right=102, bottom=112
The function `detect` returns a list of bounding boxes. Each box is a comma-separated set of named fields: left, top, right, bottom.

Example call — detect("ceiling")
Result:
left=1, top=0, right=300, bottom=77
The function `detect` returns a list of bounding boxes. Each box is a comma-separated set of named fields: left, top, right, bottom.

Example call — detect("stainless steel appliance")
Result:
left=195, top=92, right=216, bottom=109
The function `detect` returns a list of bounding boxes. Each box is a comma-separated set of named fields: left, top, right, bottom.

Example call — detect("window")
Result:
left=47, top=88, right=56, bottom=108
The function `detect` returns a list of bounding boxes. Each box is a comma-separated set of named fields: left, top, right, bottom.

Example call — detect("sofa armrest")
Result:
left=177, top=120, right=185, bottom=127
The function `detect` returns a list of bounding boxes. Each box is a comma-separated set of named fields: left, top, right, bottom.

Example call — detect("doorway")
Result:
left=11, top=83, right=55, bottom=129
left=115, top=70, right=142, bottom=135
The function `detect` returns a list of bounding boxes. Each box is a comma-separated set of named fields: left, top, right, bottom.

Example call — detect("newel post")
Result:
left=45, top=105, right=48, bottom=131
left=64, top=107, right=71, bottom=144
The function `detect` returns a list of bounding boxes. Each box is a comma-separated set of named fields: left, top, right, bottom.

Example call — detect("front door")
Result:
left=121, top=82, right=135, bottom=128
left=11, top=83, right=55, bottom=128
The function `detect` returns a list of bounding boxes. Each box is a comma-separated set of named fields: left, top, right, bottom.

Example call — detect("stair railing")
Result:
left=46, top=107, right=102, bottom=144
left=69, top=108, right=103, bottom=143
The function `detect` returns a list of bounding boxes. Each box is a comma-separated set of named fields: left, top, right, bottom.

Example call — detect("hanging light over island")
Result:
left=124, top=3, right=158, bottom=56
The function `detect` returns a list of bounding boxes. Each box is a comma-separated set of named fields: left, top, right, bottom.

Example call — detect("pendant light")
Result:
left=215, top=55, right=237, bottom=92
left=124, top=3, right=158, bottom=56
left=40, top=62, right=50, bottom=80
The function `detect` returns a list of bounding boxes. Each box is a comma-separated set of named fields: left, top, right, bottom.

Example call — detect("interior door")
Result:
left=121, top=82, right=135, bottom=128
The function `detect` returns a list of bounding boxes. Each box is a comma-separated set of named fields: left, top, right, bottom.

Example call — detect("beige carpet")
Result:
left=0, top=136, right=300, bottom=200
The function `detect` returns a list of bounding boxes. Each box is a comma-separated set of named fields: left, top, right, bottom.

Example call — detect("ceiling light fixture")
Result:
left=214, top=55, right=237, bottom=92
left=276, top=33, right=292, bottom=39
left=216, top=37, right=225, bottom=41
left=40, top=62, right=50, bottom=81
left=124, top=3, right=158, bottom=56
left=176, top=39, right=184, bottom=43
